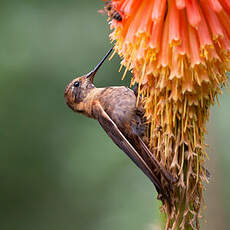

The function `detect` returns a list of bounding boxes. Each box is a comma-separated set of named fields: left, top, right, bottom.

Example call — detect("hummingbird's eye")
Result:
left=74, top=81, right=80, bottom=87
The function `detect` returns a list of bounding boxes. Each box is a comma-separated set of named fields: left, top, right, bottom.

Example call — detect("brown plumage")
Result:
left=64, top=48, right=175, bottom=205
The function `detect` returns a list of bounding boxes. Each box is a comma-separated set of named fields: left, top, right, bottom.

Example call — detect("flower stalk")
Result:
left=103, top=0, right=230, bottom=229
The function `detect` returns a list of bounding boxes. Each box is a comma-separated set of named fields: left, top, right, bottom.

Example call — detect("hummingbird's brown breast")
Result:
left=80, top=87, right=106, bottom=118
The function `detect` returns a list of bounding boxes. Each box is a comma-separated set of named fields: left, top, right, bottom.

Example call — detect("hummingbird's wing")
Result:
left=131, top=104, right=176, bottom=184
left=93, top=101, right=170, bottom=202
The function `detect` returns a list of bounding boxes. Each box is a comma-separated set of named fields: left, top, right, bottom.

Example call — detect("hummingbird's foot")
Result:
left=157, top=192, right=172, bottom=207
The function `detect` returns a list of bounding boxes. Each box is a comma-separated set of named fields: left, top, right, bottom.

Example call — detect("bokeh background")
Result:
left=0, top=1, right=229, bottom=230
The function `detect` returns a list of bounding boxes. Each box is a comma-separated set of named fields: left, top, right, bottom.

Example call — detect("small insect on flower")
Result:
left=98, top=0, right=122, bottom=22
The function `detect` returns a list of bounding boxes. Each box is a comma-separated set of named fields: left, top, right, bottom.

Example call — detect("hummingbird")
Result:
left=64, top=48, right=175, bottom=204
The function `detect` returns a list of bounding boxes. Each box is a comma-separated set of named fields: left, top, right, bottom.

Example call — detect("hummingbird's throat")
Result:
left=77, top=88, right=105, bottom=118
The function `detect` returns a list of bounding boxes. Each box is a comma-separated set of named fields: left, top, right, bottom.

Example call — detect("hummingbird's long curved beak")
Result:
left=86, top=47, right=114, bottom=82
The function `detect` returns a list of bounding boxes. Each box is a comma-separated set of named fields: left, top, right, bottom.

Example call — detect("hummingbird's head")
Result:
left=64, top=73, right=95, bottom=111
left=64, top=47, right=113, bottom=112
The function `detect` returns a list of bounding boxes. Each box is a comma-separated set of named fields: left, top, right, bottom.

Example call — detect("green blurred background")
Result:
left=0, top=1, right=229, bottom=230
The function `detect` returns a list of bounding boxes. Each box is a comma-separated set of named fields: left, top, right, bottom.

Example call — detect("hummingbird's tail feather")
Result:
left=136, top=137, right=177, bottom=205
left=138, top=137, right=176, bottom=184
